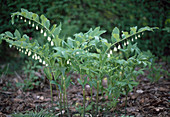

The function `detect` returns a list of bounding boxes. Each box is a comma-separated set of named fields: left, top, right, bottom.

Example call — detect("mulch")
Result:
left=0, top=62, right=169, bottom=117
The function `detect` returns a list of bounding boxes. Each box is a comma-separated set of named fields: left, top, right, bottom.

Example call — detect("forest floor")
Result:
left=0, top=61, right=169, bottom=117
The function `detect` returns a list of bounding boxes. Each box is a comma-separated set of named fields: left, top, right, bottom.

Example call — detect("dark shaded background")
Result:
left=0, top=0, right=169, bottom=61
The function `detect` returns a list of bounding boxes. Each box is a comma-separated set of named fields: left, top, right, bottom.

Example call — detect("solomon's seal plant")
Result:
left=0, top=9, right=158, bottom=116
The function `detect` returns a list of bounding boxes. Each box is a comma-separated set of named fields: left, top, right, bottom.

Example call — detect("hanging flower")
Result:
left=51, top=41, right=54, bottom=46
left=47, top=37, right=51, bottom=42
left=114, top=47, right=117, bottom=51
left=44, top=32, right=47, bottom=37
left=32, top=23, right=35, bottom=27
left=39, top=59, right=42, bottom=63
left=28, top=51, right=31, bottom=56
left=43, top=61, right=46, bottom=65
left=108, top=53, right=110, bottom=58
left=132, top=38, right=134, bottom=41
left=40, top=29, right=43, bottom=33
left=36, top=25, right=38, bottom=30
left=118, top=45, right=121, bottom=49
left=24, top=19, right=26, bottom=22
left=110, top=50, right=112, bottom=54
left=29, top=20, right=31, bottom=25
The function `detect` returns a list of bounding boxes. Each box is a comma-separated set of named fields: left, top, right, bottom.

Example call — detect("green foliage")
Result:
left=0, top=9, right=157, bottom=116
left=0, top=0, right=169, bottom=57
left=146, top=56, right=169, bottom=83
left=16, top=60, right=43, bottom=91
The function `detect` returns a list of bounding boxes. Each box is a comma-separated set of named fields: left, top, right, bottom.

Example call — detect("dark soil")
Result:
left=0, top=62, right=169, bottom=117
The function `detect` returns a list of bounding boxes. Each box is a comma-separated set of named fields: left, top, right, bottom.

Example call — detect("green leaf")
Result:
left=122, top=31, right=129, bottom=39
left=138, top=26, right=157, bottom=32
left=40, top=15, right=47, bottom=26
left=44, top=68, right=52, bottom=80
left=45, top=19, right=50, bottom=29
left=77, top=78, right=83, bottom=85
left=67, top=38, right=74, bottom=48
left=53, top=23, right=62, bottom=37
left=111, top=27, right=120, bottom=43
left=32, top=13, right=39, bottom=22
left=5, top=31, right=13, bottom=38
left=90, top=27, right=106, bottom=37
left=130, top=26, right=137, bottom=34
left=14, top=29, right=21, bottom=39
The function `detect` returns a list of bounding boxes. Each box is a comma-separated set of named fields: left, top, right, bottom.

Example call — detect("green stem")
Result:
left=63, top=76, right=66, bottom=111
left=49, top=82, right=53, bottom=104
left=59, top=91, right=63, bottom=117
left=95, top=81, right=99, bottom=116
left=90, top=87, right=94, bottom=116
left=66, top=94, right=70, bottom=117
left=83, top=88, right=86, bottom=117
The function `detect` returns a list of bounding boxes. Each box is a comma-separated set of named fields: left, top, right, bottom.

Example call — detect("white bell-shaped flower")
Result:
left=132, top=38, right=134, bottom=41
left=118, top=45, right=121, bottom=49
left=127, top=41, right=129, bottom=45
left=67, top=60, right=69, bottom=64
left=108, top=53, right=110, bottom=58
left=124, top=42, right=126, bottom=46
left=19, top=49, right=21, bottom=52
left=138, top=35, right=140, bottom=38
left=20, top=17, right=23, bottom=20
left=21, top=50, right=24, bottom=53
left=40, top=29, right=43, bottom=33
left=24, top=19, right=26, bottom=22
left=35, top=56, right=37, bottom=60
left=51, top=41, right=54, bottom=46
left=114, top=47, right=117, bottom=51
left=44, top=32, right=47, bottom=37
left=25, top=51, right=27, bottom=55
left=32, top=23, right=35, bottom=27
left=28, top=51, right=31, bottom=56
left=110, top=50, right=112, bottom=54
left=142, top=32, right=144, bottom=35
left=39, top=59, right=42, bottom=63
left=135, top=36, right=137, bottom=40
left=29, top=20, right=31, bottom=25
left=43, top=61, right=46, bottom=65
left=32, top=55, right=34, bottom=59
left=46, top=64, right=48, bottom=66
left=36, top=25, right=38, bottom=30
left=47, top=37, right=51, bottom=42
left=37, top=56, right=40, bottom=59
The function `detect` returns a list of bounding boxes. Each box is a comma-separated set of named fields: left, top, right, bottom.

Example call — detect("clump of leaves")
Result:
left=16, top=60, right=43, bottom=91
left=0, top=8, right=158, bottom=116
